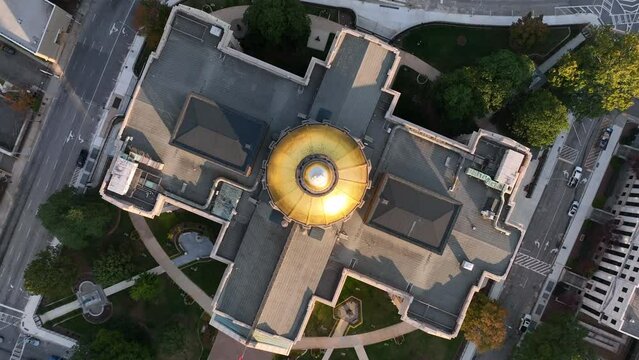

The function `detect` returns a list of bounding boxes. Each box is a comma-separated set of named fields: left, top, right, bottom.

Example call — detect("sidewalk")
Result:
left=293, top=322, right=415, bottom=349
left=20, top=296, right=77, bottom=349
left=530, top=116, right=625, bottom=322
left=302, top=0, right=599, bottom=40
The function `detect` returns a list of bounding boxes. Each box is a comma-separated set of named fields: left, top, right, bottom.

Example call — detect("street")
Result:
left=478, top=117, right=605, bottom=359
left=0, top=0, right=138, bottom=357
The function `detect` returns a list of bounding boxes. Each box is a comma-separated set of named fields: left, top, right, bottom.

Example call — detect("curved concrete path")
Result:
left=130, top=214, right=213, bottom=312
left=293, top=322, right=416, bottom=350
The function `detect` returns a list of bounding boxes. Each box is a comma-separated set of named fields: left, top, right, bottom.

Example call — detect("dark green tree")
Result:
left=133, top=0, right=171, bottom=50
left=433, top=67, right=483, bottom=135
left=130, top=272, right=162, bottom=302
left=23, top=247, right=77, bottom=299
left=158, top=323, right=186, bottom=356
left=509, top=12, right=550, bottom=53
left=511, top=89, right=569, bottom=148
left=474, top=50, right=535, bottom=112
left=92, top=247, right=135, bottom=286
left=71, top=329, right=151, bottom=360
left=38, top=187, right=116, bottom=249
left=513, top=314, right=593, bottom=360
left=549, top=26, right=639, bottom=117
left=243, top=0, right=311, bottom=48
left=461, top=293, right=507, bottom=352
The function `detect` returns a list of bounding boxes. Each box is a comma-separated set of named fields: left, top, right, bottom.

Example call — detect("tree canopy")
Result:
left=133, top=0, right=171, bottom=50
left=243, top=0, right=311, bottom=48
left=509, top=12, right=549, bottom=53
left=158, top=323, right=186, bottom=356
left=434, top=50, right=534, bottom=131
left=130, top=272, right=162, bottom=302
left=513, top=314, right=592, bottom=360
left=24, top=247, right=77, bottom=299
left=511, top=89, right=569, bottom=148
left=461, top=292, right=507, bottom=352
left=38, top=187, right=116, bottom=249
left=93, top=247, right=135, bottom=286
left=71, top=329, right=151, bottom=360
left=549, top=26, right=639, bottom=117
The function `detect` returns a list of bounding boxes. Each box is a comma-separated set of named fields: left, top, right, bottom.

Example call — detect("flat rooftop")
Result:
left=622, top=288, right=639, bottom=336
left=0, top=0, right=52, bottom=52
left=120, top=11, right=324, bottom=204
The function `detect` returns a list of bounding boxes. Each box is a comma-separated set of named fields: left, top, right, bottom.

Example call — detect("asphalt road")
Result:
left=478, top=117, right=604, bottom=359
left=0, top=0, right=137, bottom=357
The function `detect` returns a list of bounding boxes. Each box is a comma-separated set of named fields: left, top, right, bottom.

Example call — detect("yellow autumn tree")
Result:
left=461, top=292, right=507, bottom=352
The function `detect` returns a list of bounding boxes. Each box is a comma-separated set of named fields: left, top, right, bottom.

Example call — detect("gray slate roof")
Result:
left=366, top=174, right=461, bottom=253
left=171, top=93, right=267, bottom=174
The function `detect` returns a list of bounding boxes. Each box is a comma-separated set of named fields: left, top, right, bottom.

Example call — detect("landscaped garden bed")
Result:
left=365, top=331, right=464, bottom=360
left=182, top=259, right=227, bottom=296
left=146, top=210, right=221, bottom=258
left=47, top=273, right=215, bottom=360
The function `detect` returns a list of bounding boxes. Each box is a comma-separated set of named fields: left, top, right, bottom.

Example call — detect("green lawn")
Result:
left=393, top=24, right=578, bottom=72
left=365, top=331, right=464, bottom=360
left=146, top=210, right=222, bottom=258
left=47, top=274, right=214, bottom=360
left=338, top=278, right=401, bottom=335
left=182, top=260, right=227, bottom=296
left=329, top=348, right=358, bottom=360
left=304, top=302, right=336, bottom=337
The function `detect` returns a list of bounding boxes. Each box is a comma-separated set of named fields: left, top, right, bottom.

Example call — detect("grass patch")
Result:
left=393, top=23, right=580, bottom=72
left=338, top=278, right=401, bottom=335
left=48, top=273, right=214, bottom=360
left=182, top=260, right=227, bottom=296
left=242, top=32, right=335, bottom=77
left=304, top=302, right=336, bottom=337
left=146, top=210, right=221, bottom=257
left=366, top=331, right=464, bottom=360
left=329, top=348, right=358, bottom=360
left=182, top=0, right=251, bottom=12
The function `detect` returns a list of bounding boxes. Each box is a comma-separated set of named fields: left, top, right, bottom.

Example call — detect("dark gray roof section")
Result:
left=366, top=174, right=461, bottom=254
left=215, top=201, right=290, bottom=326
left=171, top=93, right=267, bottom=175
left=309, top=34, right=396, bottom=139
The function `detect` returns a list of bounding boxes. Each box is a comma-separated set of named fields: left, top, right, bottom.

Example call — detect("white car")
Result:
left=519, top=314, right=532, bottom=333
left=568, top=200, right=580, bottom=217
left=568, top=166, right=583, bottom=188
left=27, top=337, right=40, bottom=346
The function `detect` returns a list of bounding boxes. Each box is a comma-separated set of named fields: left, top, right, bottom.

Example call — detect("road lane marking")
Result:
left=514, top=253, right=553, bottom=276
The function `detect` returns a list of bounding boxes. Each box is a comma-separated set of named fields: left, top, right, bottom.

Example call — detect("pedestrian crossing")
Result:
left=514, top=253, right=553, bottom=276
left=559, top=145, right=578, bottom=164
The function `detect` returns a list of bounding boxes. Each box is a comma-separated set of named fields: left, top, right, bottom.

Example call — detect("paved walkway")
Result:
left=303, top=0, right=599, bottom=40
left=321, top=319, right=350, bottom=360
left=294, top=321, right=416, bottom=349
left=354, top=345, right=369, bottom=360
left=208, top=332, right=271, bottom=360
left=130, top=213, right=214, bottom=312
left=399, top=51, right=440, bottom=80
left=174, top=232, right=214, bottom=267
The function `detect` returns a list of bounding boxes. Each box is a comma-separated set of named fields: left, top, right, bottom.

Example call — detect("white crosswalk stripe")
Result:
left=559, top=145, right=578, bottom=164
left=514, top=253, right=553, bottom=276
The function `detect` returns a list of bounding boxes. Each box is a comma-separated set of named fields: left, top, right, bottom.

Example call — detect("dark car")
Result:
left=2, top=44, right=16, bottom=55
left=600, top=127, right=613, bottom=149
left=76, top=149, right=88, bottom=167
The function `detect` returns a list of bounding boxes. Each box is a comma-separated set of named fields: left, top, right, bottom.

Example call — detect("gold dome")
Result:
left=265, top=124, right=370, bottom=227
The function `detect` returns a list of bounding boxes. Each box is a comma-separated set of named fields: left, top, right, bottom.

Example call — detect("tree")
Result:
left=133, top=0, right=170, bottom=50
left=474, top=50, right=535, bottom=112
left=513, top=314, right=593, bottom=360
left=71, top=329, right=151, bottom=360
left=509, top=12, right=550, bottom=53
left=38, top=187, right=116, bottom=249
left=158, top=323, right=186, bottom=356
left=549, top=27, right=639, bottom=117
left=511, top=89, right=569, bottom=148
left=130, top=272, right=162, bottom=302
left=434, top=66, right=484, bottom=127
left=23, top=247, right=77, bottom=299
left=243, top=0, right=311, bottom=48
left=461, top=292, right=507, bottom=352
left=92, top=247, right=135, bottom=286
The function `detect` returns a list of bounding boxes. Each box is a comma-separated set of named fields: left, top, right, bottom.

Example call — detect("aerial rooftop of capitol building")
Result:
left=101, top=5, right=531, bottom=355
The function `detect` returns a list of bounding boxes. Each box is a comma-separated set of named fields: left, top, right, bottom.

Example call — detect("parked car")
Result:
left=600, top=127, right=613, bottom=149
left=76, top=149, right=88, bottom=167
left=568, top=200, right=580, bottom=217
left=519, top=314, right=532, bottom=333
left=567, top=166, right=583, bottom=188
left=2, top=44, right=16, bottom=55
left=0, top=335, right=4, bottom=343
left=27, top=337, right=40, bottom=346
